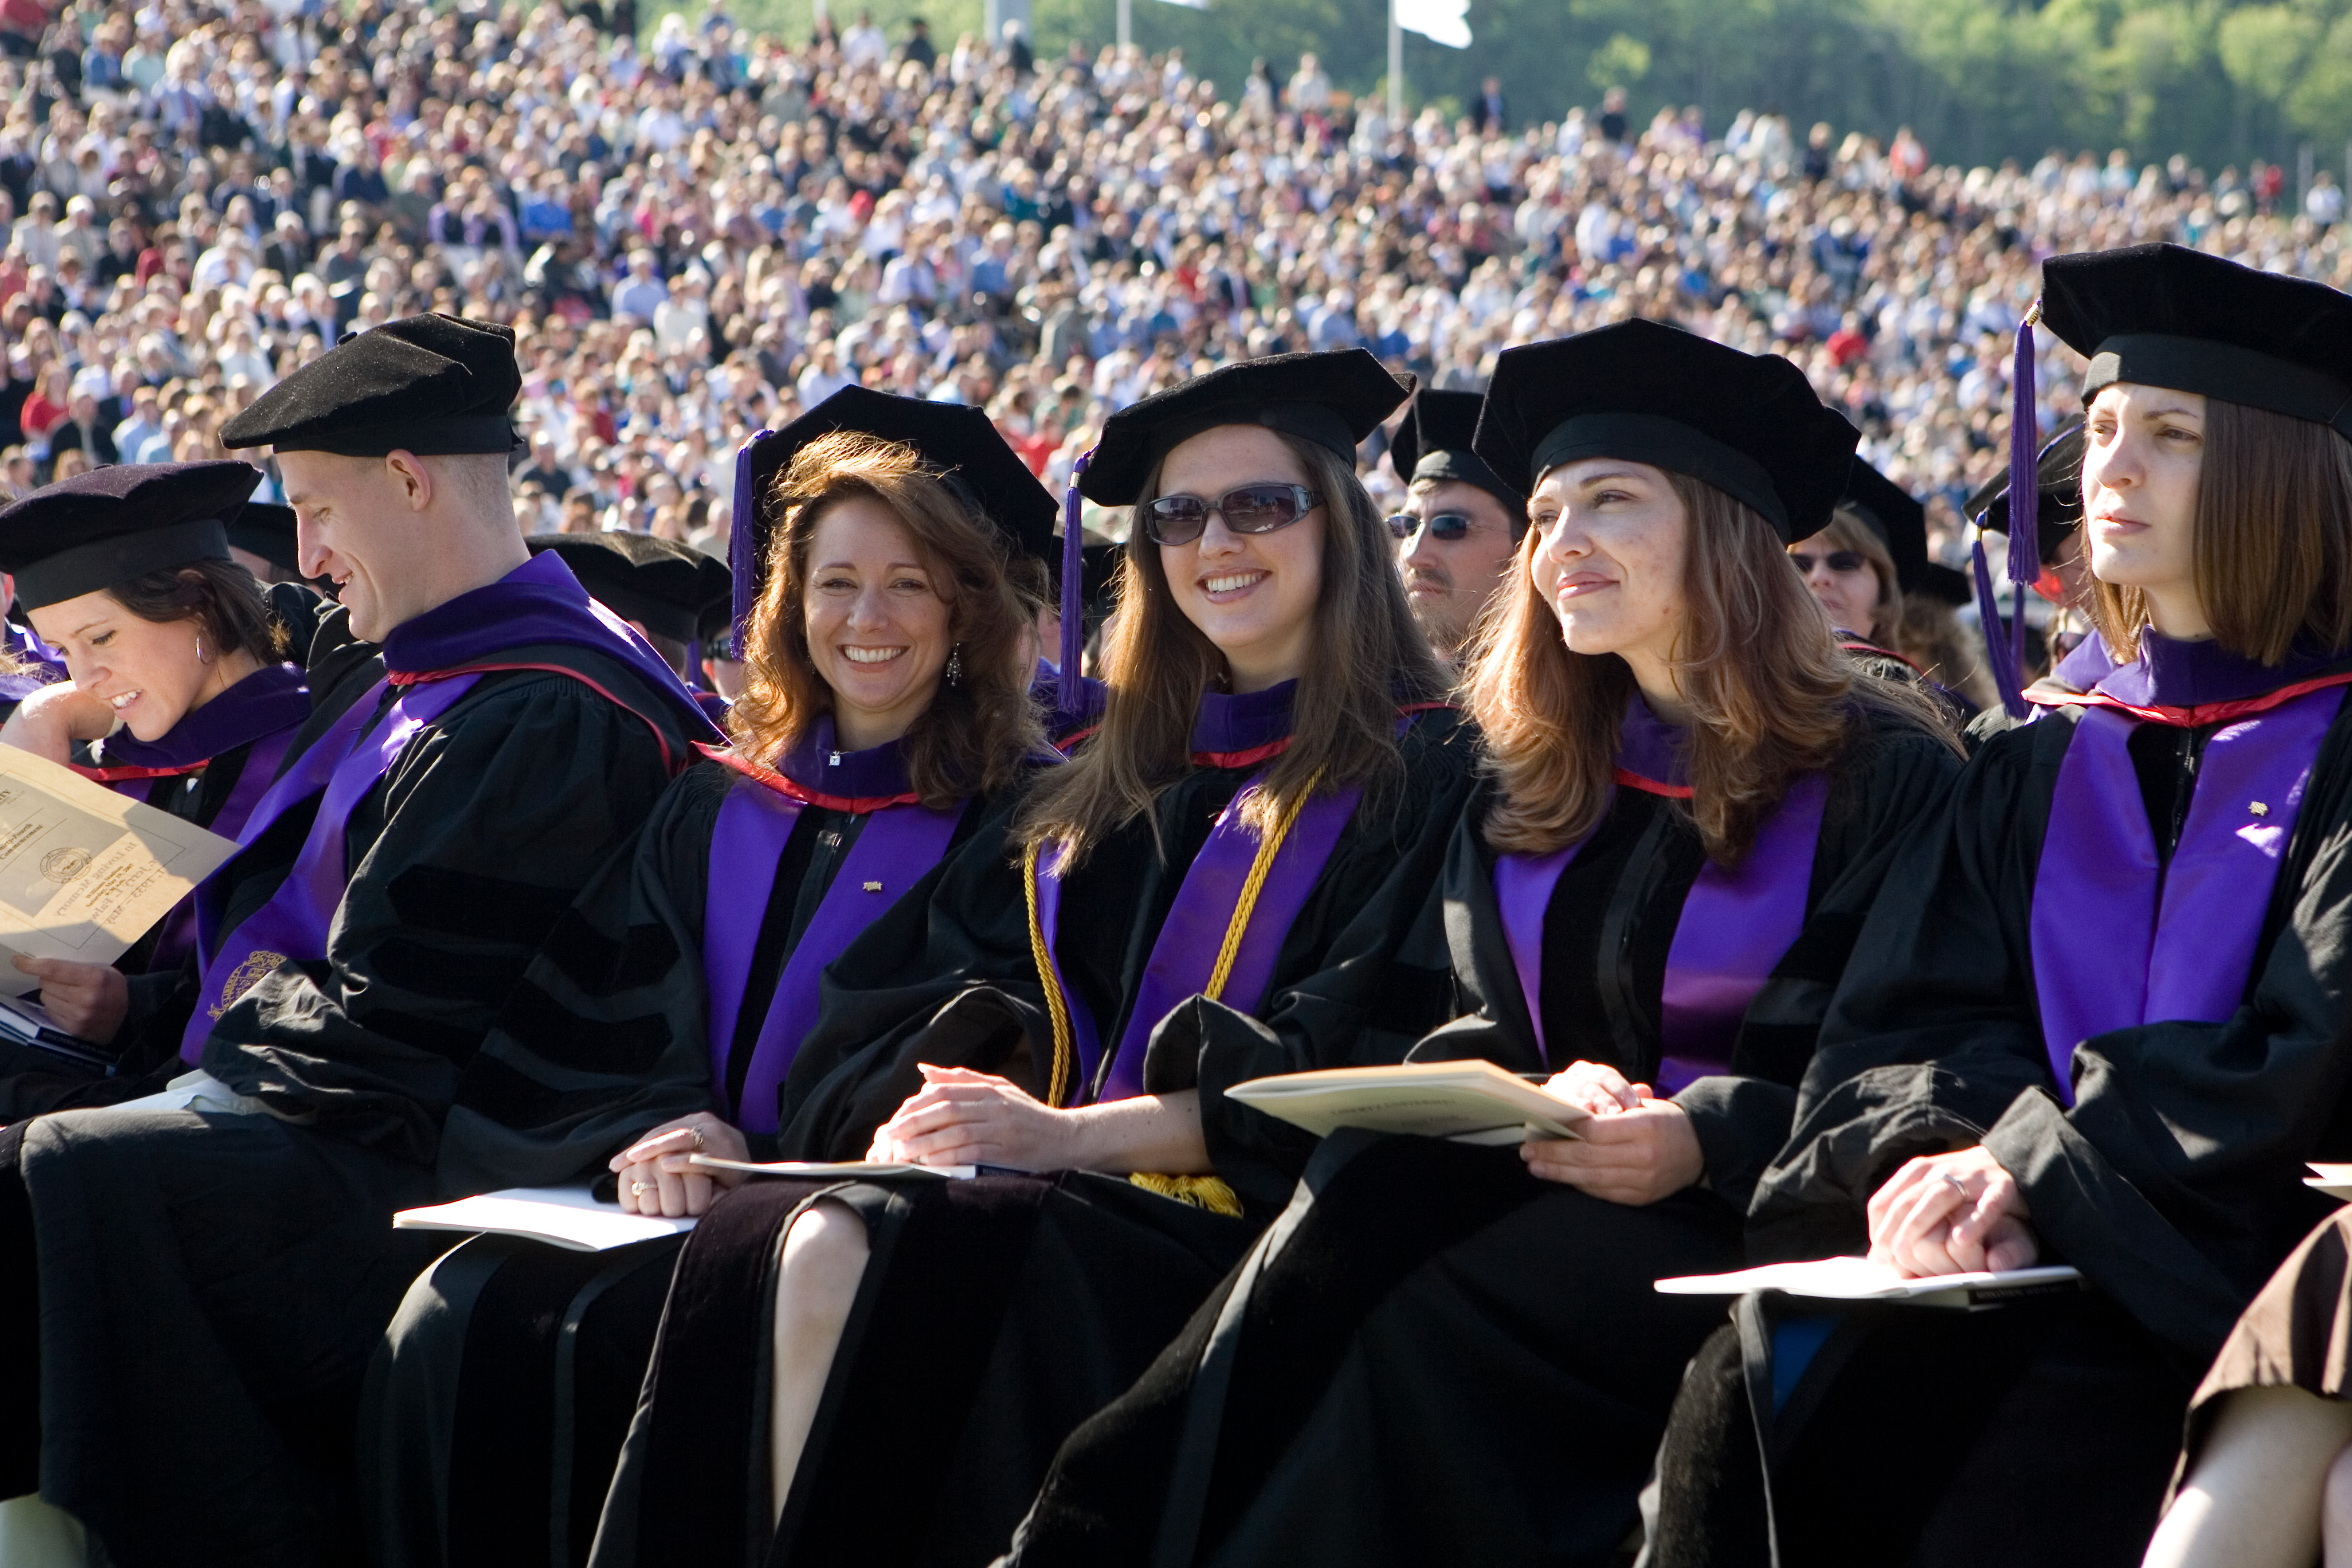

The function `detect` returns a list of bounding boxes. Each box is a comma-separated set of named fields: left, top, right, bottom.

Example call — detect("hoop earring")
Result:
left=946, top=644, right=963, bottom=685
left=195, top=631, right=210, bottom=665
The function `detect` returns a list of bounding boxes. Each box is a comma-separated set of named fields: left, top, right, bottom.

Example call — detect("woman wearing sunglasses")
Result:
left=991, top=321, right=1962, bottom=1568
left=585, top=350, right=1477, bottom=1568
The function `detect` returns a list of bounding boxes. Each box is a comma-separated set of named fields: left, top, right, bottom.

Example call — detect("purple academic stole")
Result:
left=699, top=761, right=967, bottom=1134
left=179, top=673, right=481, bottom=1063
left=1492, top=772, right=1830, bottom=1093
left=2028, top=684, right=2347, bottom=1104
left=1034, top=776, right=1365, bottom=1105
left=109, top=724, right=301, bottom=975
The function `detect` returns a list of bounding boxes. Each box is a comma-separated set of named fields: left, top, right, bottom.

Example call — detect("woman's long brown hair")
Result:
left=1015, top=431, right=1448, bottom=861
left=1470, top=472, right=1955, bottom=865
left=728, top=432, right=1042, bottom=807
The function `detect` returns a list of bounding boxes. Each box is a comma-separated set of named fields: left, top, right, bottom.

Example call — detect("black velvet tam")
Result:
left=741, top=385, right=1057, bottom=571
left=226, top=501, right=299, bottom=575
left=0, top=460, right=261, bottom=608
left=1966, top=419, right=2086, bottom=567
left=2041, top=244, right=2352, bottom=438
left=1079, top=350, right=1411, bottom=507
left=1390, top=388, right=1524, bottom=517
left=526, top=533, right=732, bottom=643
left=1473, top=319, right=1858, bottom=542
left=219, top=313, right=522, bottom=456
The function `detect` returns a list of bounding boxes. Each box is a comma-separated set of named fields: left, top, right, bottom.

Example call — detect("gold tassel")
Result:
left=1126, top=1171, right=1244, bottom=1216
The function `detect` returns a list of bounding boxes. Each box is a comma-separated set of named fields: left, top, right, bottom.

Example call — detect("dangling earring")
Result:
left=946, top=644, right=964, bottom=685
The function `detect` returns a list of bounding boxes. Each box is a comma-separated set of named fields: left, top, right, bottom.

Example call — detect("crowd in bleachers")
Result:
left=5, top=0, right=2349, bottom=563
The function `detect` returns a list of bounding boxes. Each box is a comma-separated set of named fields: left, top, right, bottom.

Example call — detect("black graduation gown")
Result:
left=591, top=705, right=1480, bottom=1568
left=362, top=758, right=1014, bottom=1568
left=997, top=714, right=1961, bottom=1568
left=1649, top=658, right=2352, bottom=1568
left=0, top=601, right=708, bottom=1568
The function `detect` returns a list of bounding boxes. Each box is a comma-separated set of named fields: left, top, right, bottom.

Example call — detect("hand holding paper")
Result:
left=0, top=744, right=238, bottom=997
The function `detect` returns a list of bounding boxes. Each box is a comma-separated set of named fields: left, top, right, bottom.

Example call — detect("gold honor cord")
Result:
left=1015, top=782, right=1321, bottom=1218
left=1022, top=837, right=1079, bottom=1110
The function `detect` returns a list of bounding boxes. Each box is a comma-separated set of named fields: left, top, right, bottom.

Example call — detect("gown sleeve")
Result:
left=1753, top=706, right=2352, bottom=1357
left=1672, top=720, right=1965, bottom=1212
left=431, top=763, right=732, bottom=1195
left=197, top=665, right=696, bottom=1175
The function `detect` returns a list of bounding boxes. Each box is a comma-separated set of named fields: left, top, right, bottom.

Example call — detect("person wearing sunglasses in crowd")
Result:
left=361, top=390, right=1062, bottom=1568
left=1797, top=458, right=1998, bottom=719
left=1651, top=245, right=2352, bottom=1568
left=1387, top=387, right=1527, bottom=667
left=993, top=320, right=1961, bottom=1568
left=585, top=350, right=1477, bottom=1568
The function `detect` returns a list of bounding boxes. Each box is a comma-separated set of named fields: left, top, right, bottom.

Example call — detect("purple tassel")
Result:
left=684, top=638, right=703, bottom=692
left=1971, top=533, right=2024, bottom=718
left=730, top=429, right=773, bottom=660
left=1057, top=448, right=1094, bottom=712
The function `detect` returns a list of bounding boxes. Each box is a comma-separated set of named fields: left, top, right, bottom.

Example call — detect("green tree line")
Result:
left=719, top=0, right=2352, bottom=174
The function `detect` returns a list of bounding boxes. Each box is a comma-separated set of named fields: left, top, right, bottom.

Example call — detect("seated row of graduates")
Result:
left=4, top=236, right=2350, bottom=1568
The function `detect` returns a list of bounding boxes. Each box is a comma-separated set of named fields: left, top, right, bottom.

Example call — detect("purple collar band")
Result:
left=2095, top=632, right=2351, bottom=714
left=778, top=714, right=914, bottom=799
left=94, top=662, right=310, bottom=771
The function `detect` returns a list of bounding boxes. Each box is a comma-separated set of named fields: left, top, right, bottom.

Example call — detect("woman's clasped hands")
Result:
left=1523, top=1060, right=1706, bottom=1206
left=1865, top=1144, right=2039, bottom=1277
left=611, top=1112, right=750, bottom=1217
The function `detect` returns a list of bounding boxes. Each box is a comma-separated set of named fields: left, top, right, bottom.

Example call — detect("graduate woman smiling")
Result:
left=362, top=388, right=1062, bottom=1568
left=1651, top=246, right=2352, bottom=1568
left=586, top=350, right=1478, bottom=1568
left=995, top=319, right=1962, bottom=1568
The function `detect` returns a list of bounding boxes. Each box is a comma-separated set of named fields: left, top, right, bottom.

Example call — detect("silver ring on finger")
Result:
left=632, top=1180, right=648, bottom=1195
left=1943, top=1173, right=1971, bottom=1201
left=690, top=1125, right=706, bottom=1150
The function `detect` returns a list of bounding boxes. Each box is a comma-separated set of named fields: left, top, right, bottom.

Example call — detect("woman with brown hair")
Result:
left=585, top=350, right=1477, bottom=1568
left=992, top=320, right=1962, bottom=1568
left=362, top=388, right=1060, bottom=1568
left=0, top=461, right=313, bottom=1116
left=1651, top=246, right=2352, bottom=1568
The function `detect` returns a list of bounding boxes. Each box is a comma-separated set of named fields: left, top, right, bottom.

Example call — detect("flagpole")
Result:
left=1388, top=0, right=1402, bottom=125
left=1116, top=0, right=1130, bottom=49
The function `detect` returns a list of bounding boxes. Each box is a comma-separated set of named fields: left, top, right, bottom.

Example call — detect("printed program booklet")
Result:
left=1655, top=1256, right=2086, bottom=1309
left=1225, top=1059, right=1589, bottom=1144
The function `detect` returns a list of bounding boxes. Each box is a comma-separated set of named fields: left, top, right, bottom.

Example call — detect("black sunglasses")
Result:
left=1387, top=511, right=1476, bottom=542
left=1144, top=483, right=1322, bottom=546
left=1789, top=550, right=1869, bottom=575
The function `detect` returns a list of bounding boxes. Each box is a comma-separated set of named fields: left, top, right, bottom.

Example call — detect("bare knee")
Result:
left=775, top=1199, right=870, bottom=1328
left=2322, top=1431, right=2352, bottom=1547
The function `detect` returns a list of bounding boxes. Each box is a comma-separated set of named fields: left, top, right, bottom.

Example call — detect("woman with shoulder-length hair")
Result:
left=1650, top=245, right=2352, bottom=1568
left=0, top=461, right=313, bottom=1118
left=361, top=388, right=1059, bottom=1568
left=587, top=350, right=1479, bottom=1568
left=994, top=319, right=1964, bottom=1568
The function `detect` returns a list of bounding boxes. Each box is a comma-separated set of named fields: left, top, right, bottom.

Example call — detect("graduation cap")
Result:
left=1965, top=419, right=2084, bottom=567
left=226, top=501, right=301, bottom=576
left=727, top=386, right=1059, bottom=656
left=2041, top=244, right=2352, bottom=440
left=0, top=460, right=262, bottom=609
left=1077, top=350, right=1411, bottom=508
left=1836, top=456, right=1971, bottom=604
left=1472, top=320, right=1858, bottom=542
left=524, top=532, right=732, bottom=643
left=219, top=313, right=522, bottom=456
left=1389, top=387, right=1525, bottom=527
